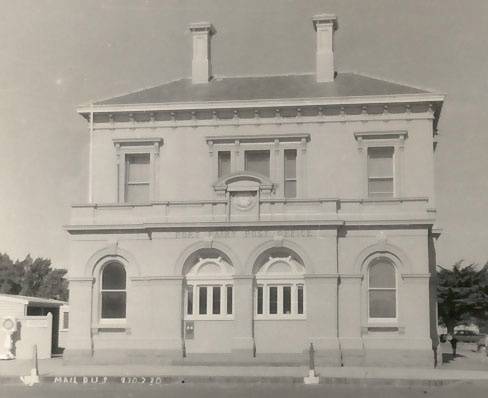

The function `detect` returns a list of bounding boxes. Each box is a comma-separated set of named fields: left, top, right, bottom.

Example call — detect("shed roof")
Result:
left=0, top=294, right=67, bottom=307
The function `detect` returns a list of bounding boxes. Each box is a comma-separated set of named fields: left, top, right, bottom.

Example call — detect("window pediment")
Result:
left=214, top=172, right=274, bottom=199
left=215, top=172, right=273, bottom=190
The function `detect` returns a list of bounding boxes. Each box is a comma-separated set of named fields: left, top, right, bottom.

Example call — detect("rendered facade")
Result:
left=65, top=14, right=444, bottom=366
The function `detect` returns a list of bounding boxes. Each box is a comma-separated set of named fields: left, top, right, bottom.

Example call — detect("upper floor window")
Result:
left=218, top=151, right=231, bottom=178
left=284, top=149, right=297, bottom=198
left=354, top=131, right=407, bottom=199
left=368, top=258, right=397, bottom=321
left=245, top=150, right=270, bottom=177
left=101, top=262, right=127, bottom=320
left=207, top=134, right=309, bottom=198
left=367, top=147, right=394, bottom=198
left=113, top=138, right=163, bottom=204
left=125, top=153, right=150, bottom=202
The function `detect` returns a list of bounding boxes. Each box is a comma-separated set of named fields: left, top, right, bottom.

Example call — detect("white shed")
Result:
left=0, top=294, right=67, bottom=359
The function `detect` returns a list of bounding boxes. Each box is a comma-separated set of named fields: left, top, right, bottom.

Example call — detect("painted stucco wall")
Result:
left=66, top=104, right=437, bottom=367
left=88, top=116, right=434, bottom=204
left=66, top=225, right=433, bottom=366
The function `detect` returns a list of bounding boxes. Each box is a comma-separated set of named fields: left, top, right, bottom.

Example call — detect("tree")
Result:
left=0, top=252, right=68, bottom=301
left=437, top=261, right=488, bottom=334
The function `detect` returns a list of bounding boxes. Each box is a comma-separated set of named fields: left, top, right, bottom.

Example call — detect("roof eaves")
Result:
left=77, top=92, right=445, bottom=115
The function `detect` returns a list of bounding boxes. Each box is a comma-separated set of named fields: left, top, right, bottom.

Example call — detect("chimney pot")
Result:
left=189, top=22, right=214, bottom=84
left=312, top=14, right=338, bottom=83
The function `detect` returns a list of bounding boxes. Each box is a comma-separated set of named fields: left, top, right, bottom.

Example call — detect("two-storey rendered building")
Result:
left=65, top=14, right=444, bottom=367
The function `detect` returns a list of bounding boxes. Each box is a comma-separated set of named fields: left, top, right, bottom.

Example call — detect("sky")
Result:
left=0, top=0, right=487, bottom=268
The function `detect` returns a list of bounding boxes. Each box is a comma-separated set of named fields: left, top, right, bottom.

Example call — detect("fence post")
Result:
left=304, top=342, right=319, bottom=384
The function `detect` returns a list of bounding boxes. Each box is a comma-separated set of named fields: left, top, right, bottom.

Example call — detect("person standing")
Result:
left=448, top=334, right=458, bottom=358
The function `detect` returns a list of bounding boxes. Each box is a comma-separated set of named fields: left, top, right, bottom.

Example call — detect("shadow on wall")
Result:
left=11, top=321, right=22, bottom=356
left=428, top=233, right=439, bottom=367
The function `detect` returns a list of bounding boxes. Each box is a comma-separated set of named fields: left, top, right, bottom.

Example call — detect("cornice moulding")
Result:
left=77, top=93, right=445, bottom=115
left=64, top=219, right=345, bottom=233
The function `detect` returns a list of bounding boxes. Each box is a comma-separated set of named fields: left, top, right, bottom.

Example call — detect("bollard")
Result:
left=309, top=342, right=315, bottom=371
left=304, top=342, right=319, bottom=385
left=21, top=344, right=40, bottom=386
left=32, top=344, right=39, bottom=376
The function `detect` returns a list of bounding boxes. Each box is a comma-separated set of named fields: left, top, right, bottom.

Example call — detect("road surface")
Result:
left=1, top=381, right=488, bottom=398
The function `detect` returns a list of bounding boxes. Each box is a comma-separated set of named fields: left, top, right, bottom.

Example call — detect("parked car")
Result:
left=453, top=330, right=486, bottom=344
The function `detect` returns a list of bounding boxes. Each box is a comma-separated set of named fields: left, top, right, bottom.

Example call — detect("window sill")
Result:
left=92, top=322, right=131, bottom=335
left=254, top=315, right=306, bottom=321
left=184, top=316, right=234, bottom=321
left=362, top=322, right=405, bottom=335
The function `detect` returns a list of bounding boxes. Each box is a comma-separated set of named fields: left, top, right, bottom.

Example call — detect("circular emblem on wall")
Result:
left=2, top=317, right=16, bottom=332
left=232, top=192, right=256, bottom=211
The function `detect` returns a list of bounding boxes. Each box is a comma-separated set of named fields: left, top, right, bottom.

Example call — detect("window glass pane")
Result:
left=226, top=286, right=233, bottom=315
left=186, top=285, right=193, bottom=315
left=297, top=285, right=304, bottom=315
left=367, top=147, right=393, bottom=177
left=369, top=290, right=396, bottom=318
left=368, top=178, right=393, bottom=197
left=284, top=181, right=297, bottom=198
left=245, top=150, right=270, bottom=177
left=269, top=286, right=278, bottom=314
left=212, top=286, right=221, bottom=315
left=101, top=292, right=126, bottom=318
left=126, top=153, right=150, bottom=182
left=199, top=287, right=207, bottom=315
left=284, top=149, right=297, bottom=179
left=102, top=263, right=126, bottom=290
left=369, top=261, right=396, bottom=288
left=126, top=183, right=150, bottom=202
left=63, top=312, right=69, bottom=329
left=218, top=151, right=231, bottom=178
left=257, top=286, right=263, bottom=315
left=283, top=286, right=291, bottom=314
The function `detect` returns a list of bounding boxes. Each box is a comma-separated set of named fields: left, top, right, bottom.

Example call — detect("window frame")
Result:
left=244, top=149, right=271, bottom=177
left=254, top=256, right=306, bottom=320
left=367, top=146, right=395, bottom=198
left=58, top=306, right=69, bottom=331
left=367, top=258, right=398, bottom=323
left=184, top=257, right=234, bottom=321
left=354, top=131, right=407, bottom=199
left=255, top=280, right=305, bottom=320
left=99, top=262, right=127, bottom=323
left=184, top=281, right=234, bottom=320
left=206, top=134, right=309, bottom=198
left=113, top=138, right=163, bottom=204
left=217, top=151, right=231, bottom=178
left=283, top=148, right=297, bottom=198
left=124, top=153, right=151, bottom=203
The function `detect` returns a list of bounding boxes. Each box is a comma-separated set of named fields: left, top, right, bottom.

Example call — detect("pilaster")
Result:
left=231, top=275, right=255, bottom=357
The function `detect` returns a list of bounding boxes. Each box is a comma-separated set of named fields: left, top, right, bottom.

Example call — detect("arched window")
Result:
left=368, top=258, right=397, bottom=321
left=185, top=257, right=234, bottom=319
left=255, top=254, right=305, bottom=319
left=100, top=262, right=127, bottom=320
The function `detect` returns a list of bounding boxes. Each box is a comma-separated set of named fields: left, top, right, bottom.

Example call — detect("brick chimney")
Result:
left=189, top=22, right=213, bottom=84
left=312, top=14, right=338, bottom=83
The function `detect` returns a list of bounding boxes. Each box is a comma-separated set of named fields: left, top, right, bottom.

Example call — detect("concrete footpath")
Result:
left=1, top=358, right=488, bottom=386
